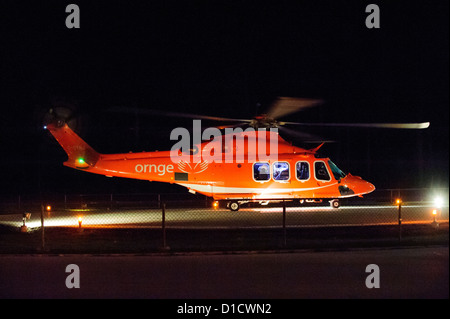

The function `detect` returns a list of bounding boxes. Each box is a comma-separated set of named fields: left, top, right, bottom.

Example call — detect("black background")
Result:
left=1, top=0, right=448, bottom=196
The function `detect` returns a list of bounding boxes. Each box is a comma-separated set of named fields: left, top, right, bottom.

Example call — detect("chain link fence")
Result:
left=0, top=188, right=448, bottom=229
left=0, top=189, right=448, bottom=253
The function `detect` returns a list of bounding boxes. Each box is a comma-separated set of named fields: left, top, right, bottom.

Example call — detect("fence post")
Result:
left=160, top=203, right=170, bottom=251
left=40, top=204, right=46, bottom=251
left=282, top=200, right=287, bottom=247
left=397, top=200, right=402, bottom=242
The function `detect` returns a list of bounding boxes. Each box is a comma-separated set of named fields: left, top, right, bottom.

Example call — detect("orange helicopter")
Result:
left=44, top=97, right=430, bottom=211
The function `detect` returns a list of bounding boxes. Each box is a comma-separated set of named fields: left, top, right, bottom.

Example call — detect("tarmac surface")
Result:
left=1, top=203, right=448, bottom=300
left=0, top=246, right=448, bottom=299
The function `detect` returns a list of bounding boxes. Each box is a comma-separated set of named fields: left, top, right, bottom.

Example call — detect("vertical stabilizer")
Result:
left=46, top=121, right=100, bottom=169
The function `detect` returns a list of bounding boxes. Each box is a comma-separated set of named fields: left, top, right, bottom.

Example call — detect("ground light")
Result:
left=431, top=195, right=445, bottom=229
left=431, top=195, right=443, bottom=229
left=78, top=216, right=83, bottom=230
left=431, top=209, right=439, bottom=229
left=395, top=198, right=402, bottom=242
left=20, top=213, right=30, bottom=233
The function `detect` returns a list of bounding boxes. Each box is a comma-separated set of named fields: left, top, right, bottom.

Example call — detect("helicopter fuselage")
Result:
left=46, top=122, right=375, bottom=209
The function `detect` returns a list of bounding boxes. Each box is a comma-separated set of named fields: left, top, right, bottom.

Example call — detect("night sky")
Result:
left=1, top=0, right=448, bottom=196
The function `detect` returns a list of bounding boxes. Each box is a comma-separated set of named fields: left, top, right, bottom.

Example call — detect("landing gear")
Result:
left=227, top=201, right=240, bottom=212
left=330, top=199, right=340, bottom=209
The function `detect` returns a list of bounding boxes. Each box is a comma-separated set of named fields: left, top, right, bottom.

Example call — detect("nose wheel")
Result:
left=330, top=199, right=340, bottom=209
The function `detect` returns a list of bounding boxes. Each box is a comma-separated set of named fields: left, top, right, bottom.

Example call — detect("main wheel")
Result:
left=229, top=201, right=240, bottom=212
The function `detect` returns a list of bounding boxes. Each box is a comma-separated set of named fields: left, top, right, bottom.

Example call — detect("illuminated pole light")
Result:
left=46, top=205, right=52, bottom=212
left=78, top=216, right=83, bottom=229
left=434, top=196, right=443, bottom=209
left=213, top=201, right=219, bottom=209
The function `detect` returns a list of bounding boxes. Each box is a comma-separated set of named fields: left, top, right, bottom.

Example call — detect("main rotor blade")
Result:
left=266, top=97, right=324, bottom=119
left=282, top=121, right=431, bottom=129
left=108, top=106, right=252, bottom=123
left=278, top=126, right=334, bottom=143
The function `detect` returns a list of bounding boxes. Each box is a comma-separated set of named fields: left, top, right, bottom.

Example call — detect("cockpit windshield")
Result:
left=328, top=160, right=346, bottom=180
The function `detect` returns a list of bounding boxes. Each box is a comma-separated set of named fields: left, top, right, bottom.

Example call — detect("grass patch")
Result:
left=0, top=223, right=448, bottom=254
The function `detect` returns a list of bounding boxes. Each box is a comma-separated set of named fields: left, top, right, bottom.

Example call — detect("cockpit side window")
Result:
left=314, top=161, right=331, bottom=181
left=328, top=160, right=346, bottom=180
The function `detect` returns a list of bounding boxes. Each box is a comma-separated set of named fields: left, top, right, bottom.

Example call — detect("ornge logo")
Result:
left=177, top=160, right=209, bottom=174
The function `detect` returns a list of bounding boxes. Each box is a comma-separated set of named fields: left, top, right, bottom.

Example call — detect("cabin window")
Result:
left=296, top=161, right=310, bottom=181
left=253, top=162, right=270, bottom=181
left=314, top=161, right=331, bottom=181
left=273, top=162, right=290, bottom=181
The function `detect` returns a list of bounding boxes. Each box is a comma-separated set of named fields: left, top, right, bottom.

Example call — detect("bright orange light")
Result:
left=396, top=199, right=402, bottom=205
left=78, top=216, right=83, bottom=222
left=46, top=205, right=52, bottom=211
left=432, top=209, right=437, bottom=215
left=213, top=201, right=219, bottom=209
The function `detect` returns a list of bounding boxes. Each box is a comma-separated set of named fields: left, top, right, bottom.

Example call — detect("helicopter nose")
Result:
left=362, top=180, right=376, bottom=194
left=341, top=175, right=375, bottom=196
left=352, top=177, right=375, bottom=195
